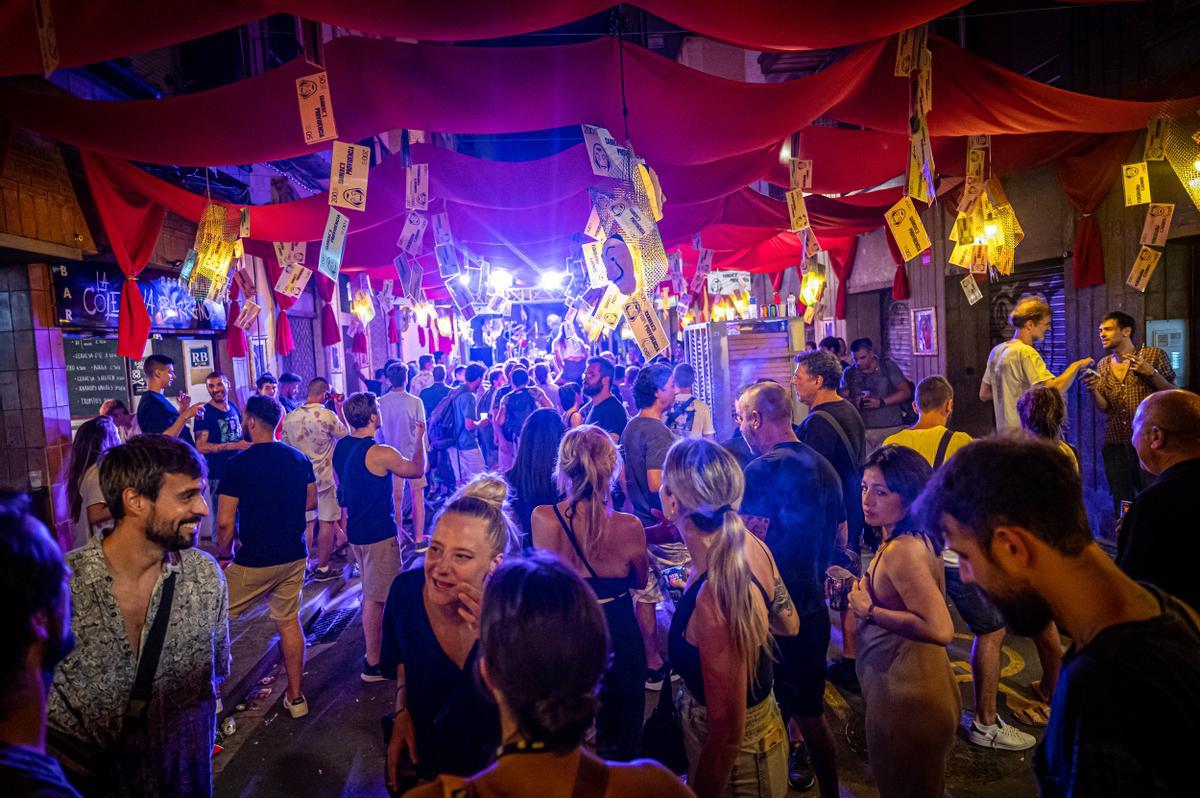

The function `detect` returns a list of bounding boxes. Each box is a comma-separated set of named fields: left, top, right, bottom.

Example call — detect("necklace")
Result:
left=497, top=739, right=550, bottom=758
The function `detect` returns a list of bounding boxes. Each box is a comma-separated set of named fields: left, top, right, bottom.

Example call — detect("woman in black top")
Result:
left=405, top=553, right=692, bottom=798
left=660, top=439, right=799, bottom=798
left=531, top=425, right=649, bottom=761
left=505, top=409, right=566, bottom=550
left=381, top=476, right=521, bottom=791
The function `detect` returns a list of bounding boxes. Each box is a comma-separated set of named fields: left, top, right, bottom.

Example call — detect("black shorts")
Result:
left=945, top=565, right=1005, bottom=635
left=774, top=610, right=832, bottom=721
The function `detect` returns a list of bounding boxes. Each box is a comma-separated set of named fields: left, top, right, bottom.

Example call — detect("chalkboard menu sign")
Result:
left=64, top=337, right=129, bottom=418
left=51, top=263, right=226, bottom=332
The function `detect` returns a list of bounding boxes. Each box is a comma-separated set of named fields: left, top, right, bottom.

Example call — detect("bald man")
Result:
left=737, top=380, right=844, bottom=797
left=1118, top=389, right=1200, bottom=608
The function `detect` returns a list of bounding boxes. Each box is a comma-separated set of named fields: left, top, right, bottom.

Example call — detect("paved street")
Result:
left=214, top=572, right=1048, bottom=798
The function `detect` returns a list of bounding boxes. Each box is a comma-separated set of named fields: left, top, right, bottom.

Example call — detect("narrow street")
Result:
left=214, top=572, right=1047, bottom=798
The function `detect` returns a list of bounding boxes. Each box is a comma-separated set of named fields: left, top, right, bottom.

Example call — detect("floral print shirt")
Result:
left=48, top=536, right=230, bottom=798
left=281, top=402, right=349, bottom=491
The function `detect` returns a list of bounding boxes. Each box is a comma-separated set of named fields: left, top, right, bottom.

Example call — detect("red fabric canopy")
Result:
left=1055, top=131, right=1139, bottom=290
left=0, top=0, right=974, bottom=76
left=80, top=151, right=165, bottom=358
left=6, top=33, right=1189, bottom=170
left=827, top=34, right=1198, bottom=135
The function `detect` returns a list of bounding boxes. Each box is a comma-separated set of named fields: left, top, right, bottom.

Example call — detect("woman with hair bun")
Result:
left=403, top=553, right=693, bottom=797
left=382, top=474, right=522, bottom=792
left=661, top=439, right=799, bottom=798
left=530, top=425, right=649, bottom=761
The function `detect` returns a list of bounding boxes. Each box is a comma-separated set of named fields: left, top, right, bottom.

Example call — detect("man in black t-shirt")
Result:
left=135, top=354, right=201, bottom=445
left=922, top=437, right=1200, bottom=798
left=194, top=372, right=249, bottom=543
left=579, top=356, right=628, bottom=442
left=791, top=350, right=866, bottom=693
left=738, top=380, right=843, bottom=798
left=217, top=396, right=316, bottom=719
left=1118, top=390, right=1200, bottom=609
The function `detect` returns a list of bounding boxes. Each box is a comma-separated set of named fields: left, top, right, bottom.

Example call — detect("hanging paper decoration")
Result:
left=188, top=203, right=238, bottom=300
left=582, top=125, right=669, bottom=294
left=351, top=288, right=376, bottom=325
left=328, top=141, right=371, bottom=211
left=397, top=211, right=428, bottom=256
left=885, top=196, right=931, bottom=262
left=1126, top=245, right=1162, bottom=292
left=1121, top=161, right=1151, bottom=206
left=904, top=32, right=936, bottom=206
left=947, top=178, right=1023, bottom=276
left=406, top=163, right=429, bottom=211
left=318, top=207, right=350, bottom=282
left=1140, top=203, right=1175, bottom=247
left=621, top=292, right=669, bottom=359
left=295, top=71, right=337, bottom=145
left=1144, top=118, right=1168, bottom=161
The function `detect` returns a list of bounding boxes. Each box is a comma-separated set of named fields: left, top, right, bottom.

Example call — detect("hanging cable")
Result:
left=612, top=7, right=632, bottom=145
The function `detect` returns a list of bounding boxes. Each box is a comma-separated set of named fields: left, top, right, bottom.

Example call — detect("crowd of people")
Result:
left=3, top=299, right=1199, bottom=798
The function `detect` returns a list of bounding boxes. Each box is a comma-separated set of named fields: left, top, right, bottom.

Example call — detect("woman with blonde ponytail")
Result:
left=530, top=425, right=649, bottom=761
left=661, top=439, right=799, bottom=798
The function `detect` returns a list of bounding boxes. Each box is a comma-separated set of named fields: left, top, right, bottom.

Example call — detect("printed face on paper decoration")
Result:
left=889, top=208, right=907, bottom=225
left=343, top=188, right=365, bottom=208
left=602, top=237, right=638, bottom=294
left=592, top=144, right=610, bottom=172
left=298, top=79, right=318, bottom=99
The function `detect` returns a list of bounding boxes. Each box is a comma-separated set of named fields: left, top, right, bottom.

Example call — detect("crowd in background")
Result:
left=4, top=301, right=1200, bottom=798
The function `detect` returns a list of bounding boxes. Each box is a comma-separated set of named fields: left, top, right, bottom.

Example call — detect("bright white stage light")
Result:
left=489, top=269, right=514, bottom=292
left=539, top=270, right=566, bottom=290
left=458, top=273, right=470, bottom=285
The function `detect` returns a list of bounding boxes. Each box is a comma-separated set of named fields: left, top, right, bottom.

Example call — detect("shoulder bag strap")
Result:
left=123, top=569, right=177, bottom=734
left=812, top=410, right=856, bottom=467
left=553, top=505, right=600, bottom=579
left=933, top=429, right=954, bottom=470
left=571, top=750, right=611, bottom=798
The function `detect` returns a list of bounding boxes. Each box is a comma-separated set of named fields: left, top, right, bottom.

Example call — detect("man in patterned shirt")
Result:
left=47, top=436, right=229, bottom=797
left=282, top=377, right=349, bottom=581
left=1081, top=311, right=1176, bottom=512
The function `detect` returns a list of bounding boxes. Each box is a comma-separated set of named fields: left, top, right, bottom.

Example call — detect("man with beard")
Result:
left=47, top=436, right=230, bottom=798
left=579, top=356, right=627, bottom=443
left=921, top=437, right=1200, bottom=798
left=194, top=372, right=250, bottom=546
left=0, top=492, right=79, bottom=796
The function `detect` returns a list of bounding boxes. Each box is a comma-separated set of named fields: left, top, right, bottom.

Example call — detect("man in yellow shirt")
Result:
left=884, top=376, right=972, bottom=468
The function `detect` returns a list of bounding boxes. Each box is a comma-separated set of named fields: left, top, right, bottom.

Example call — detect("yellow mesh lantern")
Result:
left=1164, top=118, right=1200, bottom=212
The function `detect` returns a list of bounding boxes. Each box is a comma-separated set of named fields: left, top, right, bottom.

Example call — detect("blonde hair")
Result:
left=441, top=472, right=522, bottom=556
left=662, top=438, right=771, bottom=684
left=554, top=425, right=620, bottom=558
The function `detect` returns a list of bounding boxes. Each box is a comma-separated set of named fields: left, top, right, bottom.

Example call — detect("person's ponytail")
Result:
left=695, top=506, right=770, bottom=686
left=666, top=439, right=771, bottom=682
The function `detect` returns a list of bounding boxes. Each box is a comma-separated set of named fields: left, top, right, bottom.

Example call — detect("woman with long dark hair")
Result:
left=530, top=425, right=649, bottom=761
left=66, top=416, right=121, bottom=548
left=559, top=382, right=584, bottom=428
left=846, top=445, right=958, bottom=798
left=505, top=408, right=566, bottom=550
left=403, top=553, right=693, bottom=797
left=661, top=439, right=798, bottom=798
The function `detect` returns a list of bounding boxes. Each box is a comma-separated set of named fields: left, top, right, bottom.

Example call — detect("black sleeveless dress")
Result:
left=550, top=505, right=645, bottom=761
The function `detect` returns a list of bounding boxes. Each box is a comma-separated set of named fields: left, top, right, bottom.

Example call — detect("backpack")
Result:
left=664, top=396, right=696, bottom=435
left=428, top=387, right=465, bottom=451
left=501, top=388, right=537, bottom=443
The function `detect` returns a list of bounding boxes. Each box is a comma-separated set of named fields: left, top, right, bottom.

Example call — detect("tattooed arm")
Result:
left=768, top=573, right=800, bottom=637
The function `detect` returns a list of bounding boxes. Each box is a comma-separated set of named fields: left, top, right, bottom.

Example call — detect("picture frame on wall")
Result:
left=818, top=318, right=836, bottom=343
left=912, top=307, right=938, bottom=355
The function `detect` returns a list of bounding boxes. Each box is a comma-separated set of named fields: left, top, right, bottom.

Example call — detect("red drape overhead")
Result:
left=828, top=236, right=859, bottom=320
left=80, top=151, right=166, bottom=358
left=6, top=34, right=1190, bottom=170
left=261, top=255, right=298, bottom=356
left=1054, top=131, right=1139, bottom=290
left=0, top=0, right=976, bottom=76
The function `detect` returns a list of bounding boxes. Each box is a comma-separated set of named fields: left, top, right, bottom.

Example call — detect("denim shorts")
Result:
left=945, top=565, right=1005, bottom=635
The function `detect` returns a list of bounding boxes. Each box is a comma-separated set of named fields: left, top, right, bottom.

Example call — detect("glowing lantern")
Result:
left=351, top=289, right=376, bottom=325
left=800, top=270, right=826, bottom=307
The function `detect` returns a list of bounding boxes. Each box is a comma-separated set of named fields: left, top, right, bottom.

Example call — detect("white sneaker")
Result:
left=969, top=717, right=1036, bottom=751
left=286, top=695, right=309, bottom=719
